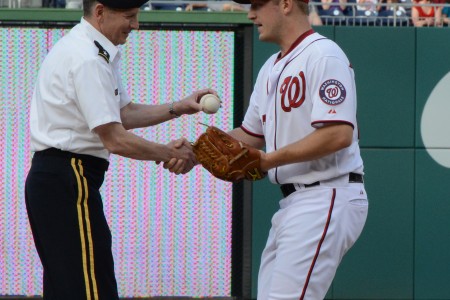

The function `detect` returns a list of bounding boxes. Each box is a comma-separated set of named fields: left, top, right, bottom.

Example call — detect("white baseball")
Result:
left=200, top=94, right=221, bottom=114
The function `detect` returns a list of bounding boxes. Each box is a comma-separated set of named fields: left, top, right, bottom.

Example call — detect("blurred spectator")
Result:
left=185, top=0, right=248, bottom=11
left=317, top=0, right=348, bottom=24
left=431, top=0, right=445, bottom=24
left=442, top=0, right=450, bottom=25
left=185, top=3, right=210, bottom=11
left=377, top=0, right=407, bottom=15
left=411, top=0, right=442, bottom=26
left=148, top=0, right=186, bottom=10
left=308, top=2, right=324, bottom=25
left=377, top=0, right=408, bottom=25
left=215, top=1, right=249, bottom=10
left=348, top=0, right=378, bottom=25
left=356, top=0, right=378, bottom=15
left=65, top=0, right=82, bottom=8
left=42, top=0, right=66, bottom=7
left=321, top=0, right=348, bottom=14
left=184, top=1, right=209, bottom=10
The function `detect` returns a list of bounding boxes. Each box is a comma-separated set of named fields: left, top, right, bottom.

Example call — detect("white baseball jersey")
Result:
left=247, top=30, right=369, bottom=300
left=242, top=30, right=364, bottom=185
left=30, top=17, right=131, bottom=160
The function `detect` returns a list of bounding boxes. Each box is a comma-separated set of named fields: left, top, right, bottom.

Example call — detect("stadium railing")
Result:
left=0, top=0, right=449, bottom=27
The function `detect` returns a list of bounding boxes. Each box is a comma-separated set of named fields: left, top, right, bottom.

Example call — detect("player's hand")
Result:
left=161, top=138, right=185, bottom=172
left=164, top=138, right=197, bottom=174
left=155, top=139, right=189, bottom=168
left=172, top=89, right=219, bottom=116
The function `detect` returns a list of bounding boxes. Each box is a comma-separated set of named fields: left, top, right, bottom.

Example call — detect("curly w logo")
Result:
left=280, top=71, right=306, bottom=112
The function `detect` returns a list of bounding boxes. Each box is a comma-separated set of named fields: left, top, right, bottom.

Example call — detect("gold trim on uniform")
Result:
left=71, top=158, right=99, bottom=300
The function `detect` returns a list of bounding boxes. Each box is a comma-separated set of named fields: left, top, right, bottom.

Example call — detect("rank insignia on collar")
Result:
left=94, top=40, right=110, bottom=64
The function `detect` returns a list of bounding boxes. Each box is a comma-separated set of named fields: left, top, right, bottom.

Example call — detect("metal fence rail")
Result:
left=1, top=0, right=449, bottom=28
left=308, top=2, right=449, bottom=27
left=0, top=0, right=41, bottom=7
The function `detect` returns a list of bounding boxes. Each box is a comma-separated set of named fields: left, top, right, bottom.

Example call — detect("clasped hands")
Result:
left=159, top=138, right=197, bottom=175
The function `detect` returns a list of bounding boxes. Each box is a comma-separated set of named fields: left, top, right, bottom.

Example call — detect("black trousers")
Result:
left=25, top=148, right=118, bottom=300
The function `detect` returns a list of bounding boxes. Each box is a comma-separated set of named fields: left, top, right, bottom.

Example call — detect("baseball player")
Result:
left=25, top=0, right=216, bottom=299
left=228, top=0, right=369, bottom=298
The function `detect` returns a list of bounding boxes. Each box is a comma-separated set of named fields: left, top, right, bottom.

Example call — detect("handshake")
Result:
left=161, top=125, right=267, bottom=183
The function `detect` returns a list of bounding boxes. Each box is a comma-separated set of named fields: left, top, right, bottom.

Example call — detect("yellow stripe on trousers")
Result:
left=71, top=158, right=99, bottom=300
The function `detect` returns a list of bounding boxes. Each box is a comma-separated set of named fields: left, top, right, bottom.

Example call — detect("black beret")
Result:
left=98, top=0, right=149, bottom=9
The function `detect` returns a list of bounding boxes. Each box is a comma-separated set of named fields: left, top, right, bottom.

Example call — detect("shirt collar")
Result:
left=275, top=29, right=315, bottom=64
left=80, top=17, right=120, bottom=63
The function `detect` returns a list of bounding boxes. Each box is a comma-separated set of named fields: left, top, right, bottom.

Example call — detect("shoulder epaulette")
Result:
left=94, top=40, right=110, bottom=64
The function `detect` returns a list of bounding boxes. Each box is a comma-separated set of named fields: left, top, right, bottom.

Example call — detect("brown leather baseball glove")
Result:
left=192, top=125, right=266, bottom=183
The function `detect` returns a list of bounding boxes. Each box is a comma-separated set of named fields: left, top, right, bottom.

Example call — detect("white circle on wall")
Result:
left=421, top=72, right=450, bottom=168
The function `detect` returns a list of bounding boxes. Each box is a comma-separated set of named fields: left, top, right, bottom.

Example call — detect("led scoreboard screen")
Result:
left=0, top=25, right=239, bottom=298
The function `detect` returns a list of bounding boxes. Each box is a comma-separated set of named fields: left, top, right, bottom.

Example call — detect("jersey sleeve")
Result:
left=241, top=59, right=273, bottom=137
left=309, top=55, right=357, bottom=129
left=241, top=89, right=264, bottom=137
left=116, top=70, right=131, bottom=108
left=73, top=58, right=123, bottom=131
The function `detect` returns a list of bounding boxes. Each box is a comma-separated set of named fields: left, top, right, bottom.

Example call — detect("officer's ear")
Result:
left=94, top=3, right=106, bottom=20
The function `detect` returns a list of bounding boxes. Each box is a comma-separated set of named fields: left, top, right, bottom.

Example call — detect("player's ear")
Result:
left=280, top=0, right=294, bottom=14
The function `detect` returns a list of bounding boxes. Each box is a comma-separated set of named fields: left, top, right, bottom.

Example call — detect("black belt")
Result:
left=34, top=148, right=109, bottom=171
left=280, top=172, right=363, bottom=198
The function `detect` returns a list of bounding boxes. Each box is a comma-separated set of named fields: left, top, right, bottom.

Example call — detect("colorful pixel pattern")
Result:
left=0, top=27, right=235, bottom=297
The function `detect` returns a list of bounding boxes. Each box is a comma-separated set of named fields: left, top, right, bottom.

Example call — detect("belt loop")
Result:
left=349, top=172, right=364, bottom=183
left=280, top=184, right=297, bottom=198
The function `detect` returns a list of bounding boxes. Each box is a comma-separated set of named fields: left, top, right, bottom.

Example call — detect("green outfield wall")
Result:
left=1, top=9, right=450, bottom=299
